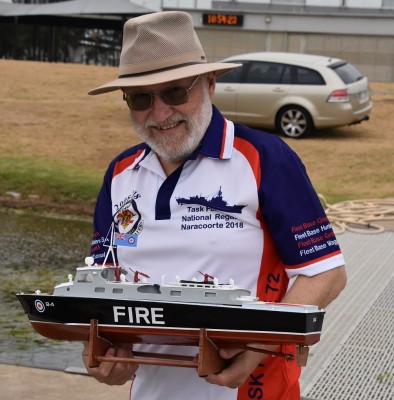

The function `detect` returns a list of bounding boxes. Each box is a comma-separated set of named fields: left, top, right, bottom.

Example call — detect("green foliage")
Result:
left=376, top=371, right=393, bottom=385
left=0, top=155, right=101, bottom=205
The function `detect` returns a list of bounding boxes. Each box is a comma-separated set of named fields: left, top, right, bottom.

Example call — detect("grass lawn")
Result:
left=1, top=60, right=393, bottom=216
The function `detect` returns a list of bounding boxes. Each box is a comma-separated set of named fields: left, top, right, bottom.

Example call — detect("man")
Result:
left=85, top=11, right=346, bottom=400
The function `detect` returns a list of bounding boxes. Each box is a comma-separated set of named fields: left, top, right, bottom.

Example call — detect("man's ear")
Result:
left=207, top=72, right=216, bottom=99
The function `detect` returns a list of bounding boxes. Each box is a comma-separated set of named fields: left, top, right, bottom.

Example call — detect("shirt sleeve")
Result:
left=259, top=143, right=345, bottom=278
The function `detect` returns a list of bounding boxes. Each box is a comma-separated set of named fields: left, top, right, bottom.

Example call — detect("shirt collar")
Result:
left=198, top=105, right=234, bottom=160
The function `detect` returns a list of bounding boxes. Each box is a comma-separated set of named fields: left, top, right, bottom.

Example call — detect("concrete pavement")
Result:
left=0, top=364, right=131, bottom=400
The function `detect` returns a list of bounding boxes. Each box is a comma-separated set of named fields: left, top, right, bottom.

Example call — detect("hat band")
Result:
left=118, top=61, right=207, bottom=79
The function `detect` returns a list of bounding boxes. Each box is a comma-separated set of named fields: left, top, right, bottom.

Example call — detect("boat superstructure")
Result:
left=53, top=257, right=257, bottom=306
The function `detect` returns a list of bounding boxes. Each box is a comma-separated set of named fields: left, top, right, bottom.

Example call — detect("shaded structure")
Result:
left=0, top=0, right=153, bottom=63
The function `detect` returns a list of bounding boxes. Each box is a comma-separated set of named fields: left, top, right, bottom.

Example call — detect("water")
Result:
left=0, top=209, right=92, bottom=370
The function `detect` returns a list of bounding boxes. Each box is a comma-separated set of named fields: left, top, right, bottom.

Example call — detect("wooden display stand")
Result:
left=88, top=319, right=228, bottom=376
left=88, top=319, right=309, bottom=374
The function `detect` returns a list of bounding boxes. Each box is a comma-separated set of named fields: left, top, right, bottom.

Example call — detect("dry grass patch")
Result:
left=1, top=60, right=393, bottom=214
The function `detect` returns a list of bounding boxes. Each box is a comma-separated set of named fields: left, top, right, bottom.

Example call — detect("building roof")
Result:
left=0, top=0, right=153, bottom=30
left=0, top=0, right=152, bottom=16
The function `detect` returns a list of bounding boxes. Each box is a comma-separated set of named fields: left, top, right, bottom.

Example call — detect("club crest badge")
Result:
left=114, top=197, right=144, bottom=247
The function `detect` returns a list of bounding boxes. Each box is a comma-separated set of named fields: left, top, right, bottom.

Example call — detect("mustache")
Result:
left=145, top=113, right=187, bottom=129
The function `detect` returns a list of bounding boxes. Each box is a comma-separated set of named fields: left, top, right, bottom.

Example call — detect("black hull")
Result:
left=17, top=294, right=324, bottom=347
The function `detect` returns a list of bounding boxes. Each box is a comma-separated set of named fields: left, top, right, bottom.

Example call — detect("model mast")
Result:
left=102, top=222, right=117, bottom=267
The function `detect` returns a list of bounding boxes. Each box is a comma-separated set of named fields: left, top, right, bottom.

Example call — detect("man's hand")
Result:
left=82, top=341, right=138, bottom=386
left=204, top=267, right=346, bottom=389
left=204, top=344, right=277, bottom=388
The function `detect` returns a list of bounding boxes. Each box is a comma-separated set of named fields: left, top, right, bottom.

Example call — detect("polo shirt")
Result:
left=91, top=105, right=344, bottom=400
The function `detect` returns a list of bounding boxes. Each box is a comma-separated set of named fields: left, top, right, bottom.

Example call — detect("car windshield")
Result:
left=330, top=61, right=363, bottom=84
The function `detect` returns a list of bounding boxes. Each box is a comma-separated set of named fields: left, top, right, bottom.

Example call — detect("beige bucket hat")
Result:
left=88, top=11, right=241, bottom=95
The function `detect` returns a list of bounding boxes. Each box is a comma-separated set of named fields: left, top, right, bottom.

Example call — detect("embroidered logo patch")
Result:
left=114, top=195, right=144, bottom=247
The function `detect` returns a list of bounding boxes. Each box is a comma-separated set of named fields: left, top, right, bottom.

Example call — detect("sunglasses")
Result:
left=123, top=75, right=200, bottom=111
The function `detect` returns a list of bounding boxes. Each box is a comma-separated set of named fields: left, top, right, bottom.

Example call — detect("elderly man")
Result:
left=84, top=11, right=346, bottom=400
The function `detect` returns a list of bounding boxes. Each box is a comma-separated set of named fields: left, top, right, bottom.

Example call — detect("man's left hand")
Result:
left=204, top=344, right=277, bottom=388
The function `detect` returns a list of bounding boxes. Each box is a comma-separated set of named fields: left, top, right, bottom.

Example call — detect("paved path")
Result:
left=300, top=231, right=394, bottom=400
left=0, top=364, right=131, bottom=400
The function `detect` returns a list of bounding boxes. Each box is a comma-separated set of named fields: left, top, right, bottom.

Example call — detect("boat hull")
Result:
left=17, top=294, right=324, bottom=347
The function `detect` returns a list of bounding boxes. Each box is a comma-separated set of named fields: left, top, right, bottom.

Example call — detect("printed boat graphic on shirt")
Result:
left=176, top=187, right=246, bottom=214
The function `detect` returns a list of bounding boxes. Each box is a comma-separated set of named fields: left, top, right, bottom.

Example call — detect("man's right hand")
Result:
left=82, top=341, right=138, bottom=385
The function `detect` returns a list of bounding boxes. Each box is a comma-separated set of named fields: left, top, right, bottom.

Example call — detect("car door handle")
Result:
left=223, top=87, right=236, bottom=92
left=273, top=87, right=285, bottom=93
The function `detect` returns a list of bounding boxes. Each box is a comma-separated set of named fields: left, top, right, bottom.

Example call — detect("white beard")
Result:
left=130, top=86, right=212, bottom=162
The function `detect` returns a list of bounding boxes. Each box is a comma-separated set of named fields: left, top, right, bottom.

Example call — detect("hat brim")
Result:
left=88, top=62, right=242, bottom=95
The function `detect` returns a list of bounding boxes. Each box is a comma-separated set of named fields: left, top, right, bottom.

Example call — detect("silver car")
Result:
left=213, top=52, right=372, bottom=138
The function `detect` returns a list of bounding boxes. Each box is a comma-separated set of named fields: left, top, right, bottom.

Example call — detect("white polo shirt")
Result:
left=91, top=106, right=344, bottom=400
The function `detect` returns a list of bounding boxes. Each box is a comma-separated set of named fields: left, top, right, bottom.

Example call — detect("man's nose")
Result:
left=149, top=94, right=173, bottom=121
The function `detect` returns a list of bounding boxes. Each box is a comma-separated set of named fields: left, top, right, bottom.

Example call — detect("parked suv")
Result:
left=213, top=52, right=372, bottom=138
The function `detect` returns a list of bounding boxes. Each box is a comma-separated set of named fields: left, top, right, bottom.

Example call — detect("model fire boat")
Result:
left=17, top=256, right=325, bottom=374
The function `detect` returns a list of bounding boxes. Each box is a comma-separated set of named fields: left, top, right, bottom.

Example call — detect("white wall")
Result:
left=131, top=0, right=385, bottom=9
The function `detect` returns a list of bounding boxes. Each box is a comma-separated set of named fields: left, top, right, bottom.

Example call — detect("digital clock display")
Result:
left=202, top=13, right=244, bottom=27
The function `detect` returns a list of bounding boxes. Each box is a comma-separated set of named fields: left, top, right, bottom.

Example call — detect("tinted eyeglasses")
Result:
left=123, top=75, right=200, bottom=111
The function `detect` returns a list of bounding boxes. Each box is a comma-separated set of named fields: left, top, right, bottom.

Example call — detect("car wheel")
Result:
left=276, top=106, right=313, bottom=138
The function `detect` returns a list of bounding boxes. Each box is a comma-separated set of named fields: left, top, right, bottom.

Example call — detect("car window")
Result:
left=294, top=66, right=325, bottom=85
left=216, top=63, right=246, bottom=83
left=281, top=65, right=325, bottom=85
left=330, top=61, right=363, bottom=84
left=246, top=62, right=284, bottom=84
left=217, top=60, right=325, bottom=85
left=281, top=66, right=295, bottom=84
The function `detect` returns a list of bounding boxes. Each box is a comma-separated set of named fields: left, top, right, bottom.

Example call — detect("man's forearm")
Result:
left=281, top=266, right=347, bottom=309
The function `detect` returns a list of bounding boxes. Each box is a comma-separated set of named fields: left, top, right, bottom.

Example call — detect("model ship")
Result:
left=17, top=227, right=325, bottom=373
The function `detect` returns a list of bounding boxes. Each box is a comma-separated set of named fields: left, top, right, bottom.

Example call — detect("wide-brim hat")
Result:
left=88, top=11, right=241, bottom=95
